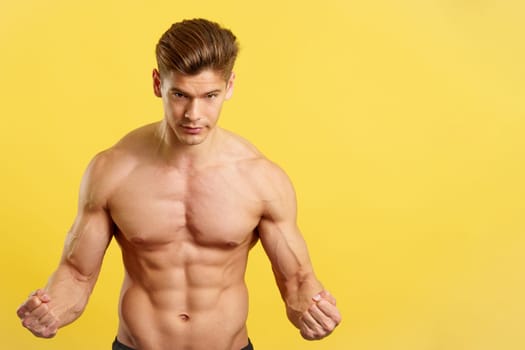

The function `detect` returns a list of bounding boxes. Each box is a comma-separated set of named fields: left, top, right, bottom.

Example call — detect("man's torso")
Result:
left=101, top=124, right=268, bottom=350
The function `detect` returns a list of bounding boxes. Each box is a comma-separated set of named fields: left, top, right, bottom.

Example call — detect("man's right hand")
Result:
left=17, top=289, right=59, bottom=338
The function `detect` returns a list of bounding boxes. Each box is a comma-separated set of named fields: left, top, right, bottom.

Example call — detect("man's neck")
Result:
left=155, top=121, right=221, bottom=170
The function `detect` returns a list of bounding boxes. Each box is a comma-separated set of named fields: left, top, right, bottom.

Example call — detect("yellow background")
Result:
left=1, top=1, right=524, bottom=349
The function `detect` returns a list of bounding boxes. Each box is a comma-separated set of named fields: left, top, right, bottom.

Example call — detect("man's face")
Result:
left=153, top=68, right=234, bottom=146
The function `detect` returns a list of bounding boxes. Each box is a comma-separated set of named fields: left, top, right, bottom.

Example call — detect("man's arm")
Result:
left=257, top=162, right=341, bottom=340
left=17, top=152, right=115, bottom=338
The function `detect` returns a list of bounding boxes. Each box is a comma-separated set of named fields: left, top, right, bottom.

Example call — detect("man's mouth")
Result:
left=181, top=125, right=203, bottom=134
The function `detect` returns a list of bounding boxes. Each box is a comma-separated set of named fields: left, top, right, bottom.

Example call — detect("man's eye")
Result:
left=173, top=92, right=185, bottom=98
left=207, top=93, right=218, bottom=99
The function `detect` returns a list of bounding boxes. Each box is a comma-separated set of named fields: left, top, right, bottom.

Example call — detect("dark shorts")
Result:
left=112, top=337, right=254, bottom=350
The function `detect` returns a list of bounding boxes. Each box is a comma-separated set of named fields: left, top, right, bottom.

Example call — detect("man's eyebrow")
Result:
left=169, top=87, right=190, bottom=95
left=204, top=89, right=222, bottom=95
left=169, top=87, right=223, bottom=97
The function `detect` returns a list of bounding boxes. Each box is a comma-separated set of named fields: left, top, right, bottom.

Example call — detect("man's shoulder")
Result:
left=95, top=123, right=158, bottom=163
left=220, top=129, right=275, bottom=171
left=85, top=123, right=158, bottom=182
left=220, top=128, right=261, bottom=157
left=113, top=122, right=159, bottom=152
left=220, top=130, right=292, bottom=192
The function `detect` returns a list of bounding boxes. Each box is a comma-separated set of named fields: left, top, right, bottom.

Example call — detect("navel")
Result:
left=178, top=313, right=191, bottom=322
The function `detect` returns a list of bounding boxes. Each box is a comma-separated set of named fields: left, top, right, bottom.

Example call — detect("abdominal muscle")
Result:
left=115, top=242, right=252, bottom=350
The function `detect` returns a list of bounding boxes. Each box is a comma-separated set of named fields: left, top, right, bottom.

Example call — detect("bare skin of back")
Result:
left=17, top=69, right=341, bottom=350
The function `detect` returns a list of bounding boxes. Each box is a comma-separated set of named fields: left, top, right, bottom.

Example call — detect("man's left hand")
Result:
left=299, top=290, right=341, bottom=340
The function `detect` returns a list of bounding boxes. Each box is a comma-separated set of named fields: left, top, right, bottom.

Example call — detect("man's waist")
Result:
left=120, top=280, right=248, bottom=311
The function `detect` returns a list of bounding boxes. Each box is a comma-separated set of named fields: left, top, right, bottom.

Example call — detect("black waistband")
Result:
left=243, top=338, right=254, bottom=350
left=113, top=337, right=254, bottom=350
left=112, top=337, right=135, bottom=350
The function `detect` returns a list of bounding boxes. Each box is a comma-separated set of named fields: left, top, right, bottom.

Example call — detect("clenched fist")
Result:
left=17, top=289, right=58, bottom=338
left=299, top=290, right=341, bottom=340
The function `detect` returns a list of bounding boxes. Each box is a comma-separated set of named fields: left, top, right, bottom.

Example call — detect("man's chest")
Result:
left=108, top=166, right=262, bottom=247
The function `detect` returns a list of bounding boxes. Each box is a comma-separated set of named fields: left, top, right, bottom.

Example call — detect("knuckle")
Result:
left=27, top=298, right=40, bottom=309
left=305, top=332, right=316, bottom=340
left=321, top=320, right=335, bottom=331
left=42, top=328, right=57, bottom=338
left=312, top=325, right=325, bottom=337
left=300, top=327, right=315, bottom=340
left=312, top=332, right=324, bottom=340
left=31, top=330, right=44, bottom=338
left=22, top=318, right=32, bottom=328
left=39, top=303, right=50, bottom=314
left=315, top=329, right=331, bottom=339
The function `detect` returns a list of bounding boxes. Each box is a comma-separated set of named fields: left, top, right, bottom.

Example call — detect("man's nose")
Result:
left=184, top=100, right=200, bottom=120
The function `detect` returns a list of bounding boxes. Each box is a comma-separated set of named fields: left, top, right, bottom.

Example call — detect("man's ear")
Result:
left=225, top=72, right=235, bottom=100
left=152, top=69, right=162, bottom=98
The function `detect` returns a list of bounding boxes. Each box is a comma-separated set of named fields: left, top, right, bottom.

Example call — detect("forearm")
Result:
left=276, top=269, right=324, bottom=328
left=44, top=263, right=97, bottom=328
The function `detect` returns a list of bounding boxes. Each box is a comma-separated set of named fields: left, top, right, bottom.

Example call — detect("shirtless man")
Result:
left=16, top=18, right=341, bottom=350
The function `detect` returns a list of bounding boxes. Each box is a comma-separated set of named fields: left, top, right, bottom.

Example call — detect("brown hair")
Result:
left=155, top=18, right=239, bottom=80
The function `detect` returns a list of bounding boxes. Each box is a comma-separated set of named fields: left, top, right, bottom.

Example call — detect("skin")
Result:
left=17, top=69, right=341, bottom=349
